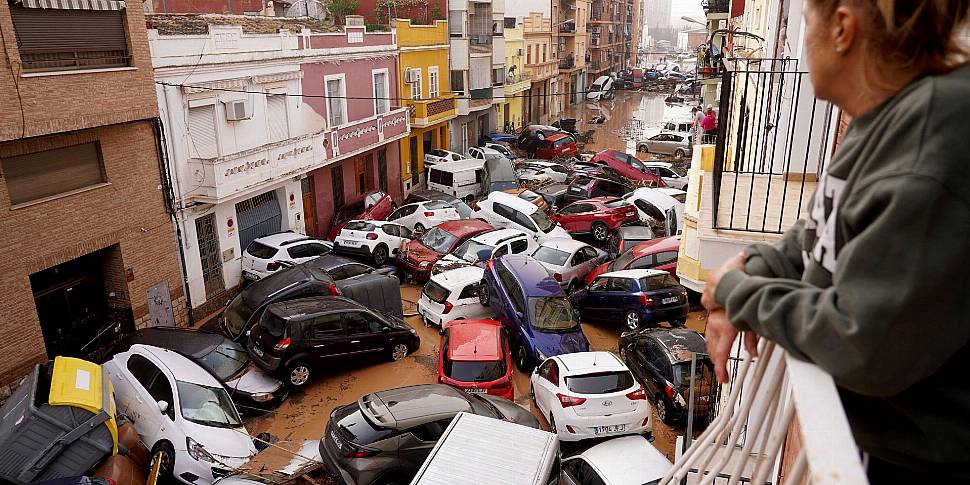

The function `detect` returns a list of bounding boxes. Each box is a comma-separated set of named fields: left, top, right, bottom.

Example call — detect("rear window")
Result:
left=423, top=280, right=451, bottom=304
left=258, top=311, right=288, bottom=338
left=673, top=360, right=714, bottom=386
left=518, top=190, right=541, bottom=200
left=639, top=274, right=680, bottom=290
left=428, top=149, right=449, bottom=157
left=553, top=138, right=572, bottom=149
left=429, top=169, right=455, bottom=186
left=425, top=200, right=453, bottom=210
left=246, top=241, right=279, bottom=259
left=603, top=199, right=627, bottom=209
left=344, top=221, right=375, bottom=231
left=565, top=371, right=635, bottom=394
left=533, top=246, right=570, bottom=266
left=332, top=404, right=398, bottom=446
left=444, top=358, right=506, bottom=382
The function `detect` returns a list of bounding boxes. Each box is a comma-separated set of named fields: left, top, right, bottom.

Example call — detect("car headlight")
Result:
left=250, top=392, right=274, bottom=403
left=419, top=261, right=431, bottom=268
left=187, top=437, right=216, bottom=463
left=408, top=327, right=418, bottom=335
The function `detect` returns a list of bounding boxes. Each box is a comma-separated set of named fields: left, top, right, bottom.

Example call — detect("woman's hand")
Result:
left=706, top=309, right=760, bottom=383
left=701, top=251, right=747, bottom=311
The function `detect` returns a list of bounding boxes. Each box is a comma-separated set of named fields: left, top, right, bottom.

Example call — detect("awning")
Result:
left=12, top=0, right=126, bottom=10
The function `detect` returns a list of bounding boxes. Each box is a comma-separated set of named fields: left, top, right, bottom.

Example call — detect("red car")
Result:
left=591, top=149, right=667, bottom=186
left=326, top=190, right=395, bottom=241
left=534, top=133, right=579, bottom=160
left=437, top=319, right=514, bottom=400
left=584, top=235, right=681, bottom=285
left=398, top=220, right=494, bottom=281
left=550, top=197, right=639, bottom=242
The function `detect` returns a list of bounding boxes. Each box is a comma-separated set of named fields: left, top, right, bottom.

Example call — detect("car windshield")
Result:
left=419, top=227, right=459, bottom=255
left=199, top=342, right=250, bottom=380
left=452, top=239, right=494, bottom=262
left=445, top=359, right=506, bottom=382
left=533, top=246, right=570, bottom=266
left=246, top=241, right=278, bottom=260
left=640, top=274, right=680, bottom=290
left=176, top=381, right=243, bottom=428
left=564, top=371, right=635, bottom=394
left=604, top=199, right=627, bottom=209
left=614, top=248, right=639, bottom=270
left=223, top=293, right=254, bottom=337
left=530, top=210, right=556, bottom=233
left=423, top=280, right=450, bottom=304
left=451, top=201, right=473, bottom=218
left=528, top=297, right=580, bottom=332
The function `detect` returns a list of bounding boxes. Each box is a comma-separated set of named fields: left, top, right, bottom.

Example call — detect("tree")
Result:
left=328, top=0, right=358, bottom=25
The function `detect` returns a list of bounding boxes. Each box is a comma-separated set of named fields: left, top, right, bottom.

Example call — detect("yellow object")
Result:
left=700, top=145, right=715, bottom=171
left=48, top=356, right=119, bottom=455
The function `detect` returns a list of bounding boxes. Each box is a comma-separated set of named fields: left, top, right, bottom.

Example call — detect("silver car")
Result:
left=637, top=132, right=693, bottom=159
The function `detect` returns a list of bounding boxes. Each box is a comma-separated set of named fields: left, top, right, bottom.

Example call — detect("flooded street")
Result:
left=555, top=91, right=683, bottom=156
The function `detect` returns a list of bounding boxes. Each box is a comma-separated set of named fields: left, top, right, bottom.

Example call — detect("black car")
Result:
left=535, top=183, right=570, bottom=210
left=319, top=384, right=539, bottom=485
left=562, top=176, right=632, bottom=205
left=248, top=296, right=420, bottom=387
left=403, top=189, right=474, bottom=219
left=113, top=327, right=287, bottom=412
left=618, top=327, right=715, bottom=425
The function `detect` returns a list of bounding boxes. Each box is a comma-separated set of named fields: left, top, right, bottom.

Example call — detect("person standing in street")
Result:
left=700, top=0, right=970, bottom=482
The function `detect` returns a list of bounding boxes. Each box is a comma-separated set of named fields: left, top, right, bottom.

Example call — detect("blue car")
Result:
left=485, top=132, right=517, bottom=144
left=570, top=269, right=689, bottom=331
left=480, top=254, right=591, bottom=371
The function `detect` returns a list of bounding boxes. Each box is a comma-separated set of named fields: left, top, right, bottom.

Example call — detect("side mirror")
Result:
left=515, top=311, right=524, bottom=320
left=157, top=400, right=169, bottom=413
left=381, top=326, right=391, bottom=333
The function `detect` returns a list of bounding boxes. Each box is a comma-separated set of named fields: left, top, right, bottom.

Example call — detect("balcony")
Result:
left=469, top=87, right=493, bottom=100
left=559, top=21, right=576, bottom=34
left=405, top=93, right=457, bottom=127
left=558, top=54, right=575, bottom=70
left=504, top=73, right=531, bottom=94
left=702, top=0, right=730, bottom=16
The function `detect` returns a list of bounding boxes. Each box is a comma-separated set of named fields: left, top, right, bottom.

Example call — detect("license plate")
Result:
left=466, top=388, right=487, bottom=394
left=341, top=239, right=361, bottom=247
left=253, top=346, right=264, bottom=357
left=662, top=296, right=678, bottom=304
left=594, top=424, right=625, bottom=435
left=625, top=212, right=635, bottom=217
left=699, top=395, right=710, bottom=402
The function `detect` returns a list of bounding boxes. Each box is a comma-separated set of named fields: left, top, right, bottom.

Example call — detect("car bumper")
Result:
left=555, top=405, right=652, bottom=442
left=233, top=385, right=289, bottom=413
left=174, top=454, right=251, bottom=485
left=640, top=303, right=689, bottom=324
left=247, top=343, right=284, bottom=373
left=418, top=303, right=444, bottom=328
left=333, top=241, right=374, bottom=258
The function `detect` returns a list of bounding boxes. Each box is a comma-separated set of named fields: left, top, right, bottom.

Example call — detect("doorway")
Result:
left=409, top=136, right=419, bottom=186
left=302, top=176, right=317, bottom=237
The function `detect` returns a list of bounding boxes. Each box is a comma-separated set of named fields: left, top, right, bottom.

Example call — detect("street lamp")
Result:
left=681, top=16, right=706, bottom=27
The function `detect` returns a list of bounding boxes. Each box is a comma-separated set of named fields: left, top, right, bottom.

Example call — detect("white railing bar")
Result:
left=726, top=357, right=786, bottom=485
left=750, top=400, right=796, bottom=485
left=789, top=449, right=809, bottom=485
left=785, top=354, right=868, bottom=485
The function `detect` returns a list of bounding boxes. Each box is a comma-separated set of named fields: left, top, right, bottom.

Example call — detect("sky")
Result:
left=670, top=0, right=706, bottom=28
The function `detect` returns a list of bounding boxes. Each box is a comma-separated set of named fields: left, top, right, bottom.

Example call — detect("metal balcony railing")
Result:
left=661, top=340, right=868, bottom=485
left=702, top=0, right=730, bottom=14
left=469, top=87, right=493, bottom=99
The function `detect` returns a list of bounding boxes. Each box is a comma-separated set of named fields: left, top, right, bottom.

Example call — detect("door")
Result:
left=331, top=165, right=345, bottom=216
left=342, top=311, right=388, bottom=355
left=121, top=353, right=173, bottom=444
left=302, top=177, right=318, bottom=238
left=396, top=417, right=455, bottom=470
left=410, top=136, right=420, bottom=186
left=286, top=241, right=331, bottom=264
left=306, top=313, right=349, bottom=364
left=602, top=277, right=634, bottom=320
left=30, top=252, right=109, bottom=359
left=534, top=359, right=560, bottom=414
left=582, top=277, right=608, bottom=320
left=236, top=191, right=283, bottom=252
left=195, top=214, right=226, bottom=299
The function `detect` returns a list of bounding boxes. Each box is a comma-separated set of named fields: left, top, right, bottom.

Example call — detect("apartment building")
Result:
left=556, top=0, right=590, bottom=106
left=498, top=19, right=531, bottom=131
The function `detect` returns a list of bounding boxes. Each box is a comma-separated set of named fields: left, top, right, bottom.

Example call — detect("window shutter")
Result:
left=188, top=105, right=218, bottom=158
left=1, top=142, right=105, bottom=204
left=10, top=6, right=129, bottom=72
left=267, top=95, right=289, bottom=142
left=470, top=57, right=490, bottom=90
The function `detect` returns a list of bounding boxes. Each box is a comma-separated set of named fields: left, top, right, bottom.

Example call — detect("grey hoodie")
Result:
left=714, top=65, right=970, bottom=473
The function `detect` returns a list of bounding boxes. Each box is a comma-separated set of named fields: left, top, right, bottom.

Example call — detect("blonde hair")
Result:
left=812, top=0, right=970, bottom=74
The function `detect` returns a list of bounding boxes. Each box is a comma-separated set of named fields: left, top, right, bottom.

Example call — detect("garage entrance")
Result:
left=235, top=191, right=282, bottom=252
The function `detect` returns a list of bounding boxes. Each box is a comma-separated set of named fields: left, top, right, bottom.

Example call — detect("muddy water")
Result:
left=557, top=91, right=677, bottom=155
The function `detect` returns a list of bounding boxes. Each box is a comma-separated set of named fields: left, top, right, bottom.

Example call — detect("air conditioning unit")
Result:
left=405, top=69, right=420, bottom=83
left=224, top=99, right=252, bottom=121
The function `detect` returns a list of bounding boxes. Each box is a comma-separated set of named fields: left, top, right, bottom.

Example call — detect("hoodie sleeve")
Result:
left=740, top=220, right=806, bottom=280
left=713, top=176, right=970, bottom=397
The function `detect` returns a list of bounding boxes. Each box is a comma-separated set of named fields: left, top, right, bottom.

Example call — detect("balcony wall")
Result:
left=395, top=18, right=448, bottom=47
left=406, top=94, right=457, bottom=127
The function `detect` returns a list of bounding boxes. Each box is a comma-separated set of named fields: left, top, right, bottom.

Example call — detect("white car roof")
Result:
left=474, top=147, right=505, bottom=156
left=347, top=219, right=396, bottom=228
left=656, top=188, right=686, bottom=197
left=598, top=269, right=669, bottom=280
left=429, top=149, right=462, bottom=157
left=577, top=435, right=672, bottom=485
left=537, top=237, right=588, bottom=253
left=554, top=351, right=627, bottom=375
left=643, top=161, right=673, bottom=169
left=252, top=231, right=313, bottom=248
left=430, top=158, right=486, bottom=172
left=628, top=187, right=681, bottom=211
left=473, top=228, right=529, bottom=244
left=429, top=265, right=485, bottom=288
left=486, top=191, right=540, bottom=214
left=131, top=344, right=221, bottom=387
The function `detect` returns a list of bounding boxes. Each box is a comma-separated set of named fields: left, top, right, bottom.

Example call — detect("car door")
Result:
left=115, top=353, right=167, bottom=442
left=468, top=147, right=483, bottom=160
left=533, top=359, right=560, bottom=414
left=286, top=242, right=331, bottom=264
left=639, top=339, right=666, bottom=397
left=381, top=224, right=411, bottom=254
left=575, top=246, right=600, bottom=280
left=342, top=310, right=389, bottom=355
left=305, top=313, right=349, bottom=364
left=453, top=283, right=486, bottom=319
left=578, top=277, right=608, bottom=320
left=566, top=248, right=588, bottom=284
left=556, top=203, right=592, bottom=232
left=388, top=204, right=418, bottom=229
left=364, top=192, right=392, bottom=219
left=396, top=417, right=455, bottom=470
left=602, top=277, right=634, bottom=320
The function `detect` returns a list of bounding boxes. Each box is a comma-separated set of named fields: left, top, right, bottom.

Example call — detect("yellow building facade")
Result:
left=395, top=19, right=457, bottom=191
left=498, top=23, right=530, bottom=132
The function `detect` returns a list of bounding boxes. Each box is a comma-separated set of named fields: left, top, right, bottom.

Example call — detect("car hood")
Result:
left=181, top=420, right=258, bottom=460
left=532, top=327, right=590, bottom=357
left=224, top=363, right=284, bottom=396
left=542, top=225, right=571, bottom=240
left=403, top=241, right=443, bottom=262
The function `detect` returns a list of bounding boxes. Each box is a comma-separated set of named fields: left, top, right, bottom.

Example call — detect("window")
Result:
left=389, top=204, right=417, bottom=220
left=267, top=94, right=289, bottom=142
left=126, top=354, right=160, bottom=390
left=563, top=458, right=606, bottom=485
left=496, top=264, right=525, bottom=314
left=509, top=239, right=529, bottom=254
left=355, top=155, right=373, bottom=194
left=326, top=77, right=347, bottom=127
left=570, top=250, right=588, bottom=266
left=450, top=70, right=464, bottom=93
left=628, top=254, right=656, bottom=270
left=287, top=243, right=330, bottom=259
left=512, top=210, right=538, bottom=232
left=493, top=202, right=514, bottom=221
left=458, top=283, right=479, bottom=300
left=606, top=277, right=633, bottom=292
left=588, top=277, right=608, bottom=292
left=330, top=263, right=370, bottom=280
left=373, top=70, right=389, bottom=115
left=655, top=250, right=678, bottom=265
left=410, top=418, right=454, bottom=442
left=527, top=45, right=532, bottom=64
left=10, top=6, right=130, bottom=73
left=187, top=104, right=218, bottom=159
left=311, top=314, right=343, bottom=338
left=1, top=142, right=106, bottom=205
left=492, top=67, right=504, bottom=86
left=378, top=149, right=388, bottom=192
left=542, top=44, right=547, bottom=62
left=409, top=69, right=422, bottom=100
left=504, top=17, right=516, bottom=28
left=538, top=360, right=559, bottom=384
left=344, top=312, right=383, bottom=334
left=428, top=67, right=439, bottom=100
left=146, top=374, right=175, bottom=420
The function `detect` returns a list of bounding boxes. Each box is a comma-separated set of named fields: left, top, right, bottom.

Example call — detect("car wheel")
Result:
left=478, top=282, right=490, bottom=306
left=671, top=317, right=687, bottom=327
left=515, top=345, right=533, bottom=372
left=675, top=149, right=687, bottom=159
left=592, top=222, right=610, bottom=242
left=625, top=310, right=641, bottom=330
left=390, top=343, right=409, bottom=361
left=656, top=395, right=675, bottom=425
left=372, top=244, right=389, bottom=266
left=637, top=144, right=648, bottom=153
left=286, top=361, right=313, bottom=388
left=149, top=441, right=175, bottom=481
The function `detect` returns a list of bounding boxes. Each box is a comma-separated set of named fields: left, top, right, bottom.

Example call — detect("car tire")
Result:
left=478, top=281, right=490, bottom=306
left=675, top=149, right=687, bottom=159
left=149, top=441, right=175, bottom=482
left=592, top=222, right=610, bottom=242
left=625, top=310, right=641, bottom=330
left=390, top=342, right=410, bottom=361
left=638, top=144, right=648, bottom=153
left=515, top=345, right=533, bottom=372
left=372, top=244, right=389, bottom=266
left=286, top=361, right=313, bottom=388
left=656, top=394, right=676, bottom=425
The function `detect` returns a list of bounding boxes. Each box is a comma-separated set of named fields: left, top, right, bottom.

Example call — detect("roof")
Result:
left=363, top=384, right=472, bottom=428
left=600, top=269, right=669, bottom=280
left=538, top=237, right=588, bottom=253
left=435, top=219, right=493, bottom=237
left=497, top=254, right=564, bottom=297
left=135, top=344, right=222, bottom=386
left=473, top=228, right=529, bottom=245
left=252, top=231, right=313, bottom=248
left=635, top=328, right=708, bottom=363
left=430, top=265, right=484, bottom=288
left=554, top=351, right=626, bottom=374
left=615, top=225, right=655, bottom=238
left=146, top=13, right=340, bottom=36
left=428, top=159, right=486, bottom=172
left=448, top=321, right=503, bottom=361
left=303, top=253, right=362, bottom=273
left=265, top=296, right=364, bottom=320
left=487, top=191, right=540, bottom=214
left=629, top=235, right=681, bottom=256
left=119, top=327, right=224, bottom=358
left=577, top=435, right=672, bottom=485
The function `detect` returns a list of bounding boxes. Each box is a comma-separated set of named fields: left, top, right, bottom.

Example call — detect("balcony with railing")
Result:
left=702, top=0, right=730, bottom=16
left=404, top=92, right=457, bottom=127
left=558, top=53, right=575, bottom=70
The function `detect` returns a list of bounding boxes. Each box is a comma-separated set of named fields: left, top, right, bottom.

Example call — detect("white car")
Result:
left=561, top=436, right=672, bottom=485
left=466, top=146, right=512, bottom=164
left=333, top=220, right=413, bottom=266
left=644, top=161, right=688, bottom=190
left=483, top=142, right=517, bottom=160
left=656, top=187, right=687, bottom=204
left=241, top=232, right=333, bottom=281
left=423, top=148, right=464, bottom=169
left=387, top=200, right=461, bottom=232
left=516, top=160, right=570, bottom=184
left=471, top=191, right=571, bottom=243
left=104, top=344, right=257, bottom=484
left=637, top=132, right=692, bottom=159
left=433, top=228, right=536, bottom=274
left=417, top=266, right=491, bottom=330
left=622, top=187, right=685, bottom=236
left=531, top=238, right=608, bottom=291
left=530, top=351, right=651, bottom=442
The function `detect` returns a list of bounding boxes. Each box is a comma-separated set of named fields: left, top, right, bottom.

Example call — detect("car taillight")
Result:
left=366, top=233, right=378, bottom=240
left=349, top=448, right=380, bottom=458
left=626, top=386, right=647, bottom=400
left=273, top=337, right=291, bottom=351
left=442, top=300, right=454, bottom=314
left=553, top=273, right=562, bottom=282
left=665, top=383, right=677, bottom=399
left=266, top=262, right=280, bottom=271
left=328, top=283, right=341, bottom=296
left=557, top=393, right=587, bottom=408
left=639, top=294, right=655, bottom=307
left=424, top=211, right=435, bottom=217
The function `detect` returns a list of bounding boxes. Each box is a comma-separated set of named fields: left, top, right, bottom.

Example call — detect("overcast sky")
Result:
left=670, top=0, right=706, bottom=27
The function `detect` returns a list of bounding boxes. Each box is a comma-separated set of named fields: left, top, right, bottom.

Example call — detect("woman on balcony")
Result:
left=701, top=0, right=970, bottom=482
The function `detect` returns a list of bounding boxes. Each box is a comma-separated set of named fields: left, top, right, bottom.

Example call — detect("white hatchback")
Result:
left=516, top=160, right=570, bottom=184
left=424, top=148, right=464, bottom=169
left=417, top=266, right=491, bottom=330
left=531, top=351, right=651, bottom=442
left=333, top=220, right=413, bottom=266
left=387, top=200, right=461, bottom=232
left=432, top=228, right=535, bottom=274
left=644, top=161, right=688, bottom=190
left=531, top=238, right=608, bottom=292
left=471, top=191, right=571, bottom=243
left=241, top=232, right=332, bottom=281
left=104, top=344, right=257, bottom=485
left=561, top=435, right=672, bottom=485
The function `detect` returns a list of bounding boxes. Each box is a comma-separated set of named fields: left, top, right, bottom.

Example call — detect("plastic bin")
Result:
left=0, top=357, right=118, bottom=484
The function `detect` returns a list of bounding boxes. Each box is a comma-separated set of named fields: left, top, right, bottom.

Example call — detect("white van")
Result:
left=410, top=412, right=561, bottom=485
left=427, top=159, right=486, bottom=200
left=662, top=104, right=695, bottom=134
left=586, top=75, right=615, bottom=101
